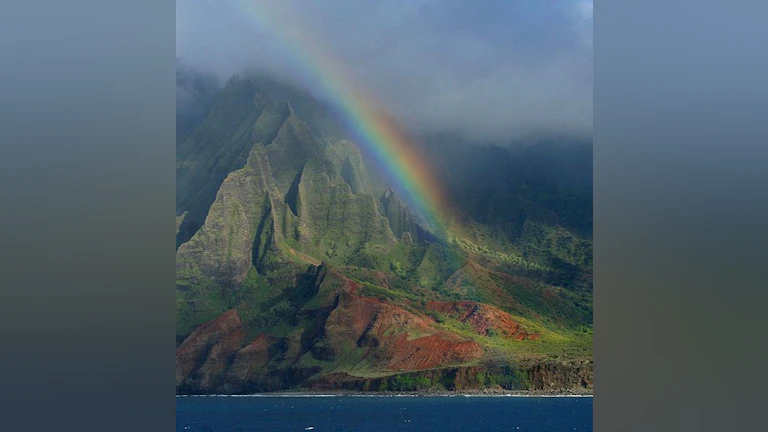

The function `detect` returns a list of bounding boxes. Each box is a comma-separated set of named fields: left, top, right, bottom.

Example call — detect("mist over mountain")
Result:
left=176, top=60, right=220, bottom=143
left=176, top=0, right=592, bottom=142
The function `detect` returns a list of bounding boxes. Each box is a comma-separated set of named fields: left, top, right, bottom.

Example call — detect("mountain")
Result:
left=175, top=73, right=593, bottom=394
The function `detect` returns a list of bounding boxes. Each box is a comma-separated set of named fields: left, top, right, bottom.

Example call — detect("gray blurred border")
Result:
left=596, top=1, right=768, bottom=430
left=0, top=1, right=175, bottom=431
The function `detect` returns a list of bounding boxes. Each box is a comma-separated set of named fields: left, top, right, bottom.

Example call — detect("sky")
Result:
left=176, top=0, right=592, bottom=142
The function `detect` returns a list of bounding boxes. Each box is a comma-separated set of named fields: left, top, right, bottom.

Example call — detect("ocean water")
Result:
left=176, top=395, right=593, bottom=431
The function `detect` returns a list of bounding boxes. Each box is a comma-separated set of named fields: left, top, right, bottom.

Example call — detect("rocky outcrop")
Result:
left=226, top=334, right=271, bottom=381
left=322, top=281, right=483, bottom=372
left=176, top=145, right=275, bottom=286
left=427, top=300, right=540, bottom=340
left=379, top=187, right=419, bottom=240
left=176, top=309, right=244, bottom=387
left=526, top=359, right=593, bottom=391
left=306, top=361, right=593, bottom=393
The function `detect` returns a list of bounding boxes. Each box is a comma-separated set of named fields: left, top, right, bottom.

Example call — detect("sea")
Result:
left=176, top=395, right=593, bottom=431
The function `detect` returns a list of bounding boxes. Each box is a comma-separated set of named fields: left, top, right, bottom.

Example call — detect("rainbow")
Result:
left=236, top=0, right=454, bottom=237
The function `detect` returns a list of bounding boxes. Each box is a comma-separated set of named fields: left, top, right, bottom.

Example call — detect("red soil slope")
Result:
left=322, top=277, right=484, bottom=371
left=175, top=309, right=245, bottom=386
left=427, top=300, right=540, bottom=340
left=176, top=275, right=490, bottom=391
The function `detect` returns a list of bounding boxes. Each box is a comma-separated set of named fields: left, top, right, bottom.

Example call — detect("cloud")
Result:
left=177, top=0, right=592, bottom=142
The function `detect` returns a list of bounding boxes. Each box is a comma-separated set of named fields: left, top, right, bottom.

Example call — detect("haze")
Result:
left=177, top=0, right=592, bottom=142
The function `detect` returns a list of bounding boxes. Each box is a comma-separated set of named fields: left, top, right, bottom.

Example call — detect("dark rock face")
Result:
left=379, top=187, right=419, bottom=240
left=176, top=309, right=244, bottom=389
left=527, top=360, right=593, bottom=391
left=304, top=362, right=593, bottom=393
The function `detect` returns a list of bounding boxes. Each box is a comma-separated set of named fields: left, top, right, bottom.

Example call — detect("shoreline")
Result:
left=176, top=389, right=593, bottom=398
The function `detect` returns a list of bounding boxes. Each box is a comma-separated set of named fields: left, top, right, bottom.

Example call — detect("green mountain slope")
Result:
left=175, top=74, right=593, bottom=393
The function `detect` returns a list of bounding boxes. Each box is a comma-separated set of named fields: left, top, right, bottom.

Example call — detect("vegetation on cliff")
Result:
left=175, top=73, right=592, bottom=393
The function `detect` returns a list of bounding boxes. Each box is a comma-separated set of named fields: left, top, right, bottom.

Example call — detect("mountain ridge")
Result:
left=175, top=72, right=593, bottom=393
